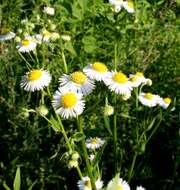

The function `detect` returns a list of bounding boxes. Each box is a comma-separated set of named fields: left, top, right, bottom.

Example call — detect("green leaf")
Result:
left=27, top=181, right=37, bottom=190
left=64, top=42, right=77, bottom=56
left=3, top=181, right=11, bottom=190
left=71, top=132, right=85, bottom=142
left=103, top=116, right=112, bottom=136
left=82, top=36, right=97, bottom=53
left=50, top=116, right=61, bottom=132
left=13, top=167, right=21, bottom=190
left=146, top=117, right=156, bottom=131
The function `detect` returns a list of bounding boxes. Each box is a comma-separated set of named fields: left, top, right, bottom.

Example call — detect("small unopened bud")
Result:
left=68, top=160, right=78, bottom=168
left=61, top=35, right=71, bottom=41
left=145, top=79, right=152, bottom=86
left=50, top=23, right=56, bottom=30
left=15, top=36, right=21, bottom=42
left=51, top=32, right=60, bottom=41
left=71, top=152, right=80, bottom=160
left=37, top=105, right=49, bottom=116
left=104, top=105, right=114, bottom=116
left=122, top=93, right=131, bottom=101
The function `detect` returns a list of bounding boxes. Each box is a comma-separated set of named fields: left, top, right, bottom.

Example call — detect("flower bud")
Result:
left=71, top=152, right=80, bottom=160
left=104, top=105, right=114, bottom=116
left=122, top=93, right=131, bottom=101
left=37, top=105, right=49, bottom=116
left=68, top=160, right=78, bottom=168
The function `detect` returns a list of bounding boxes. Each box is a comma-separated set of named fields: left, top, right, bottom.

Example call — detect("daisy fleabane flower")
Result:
left=107, top=177, right=130, bottom=190
left=109, top=0, right=124, bottom=12
left=130, top=72, right=152, bottom=88
left=77, top=176, right=103, bottom=190
left=21, top=69, right=51, bottom=92
left=85, top=137, right=105, bottom=150
left=0, top=28, right=16, bottom=41
left=104, top=71, right=132, bottom=95
left=158, top=97, right=172, bottom=109
left=52, top=89, right=85, bottom=119
left=59, top=71, right=95, bottom=96
left=138, top=92, right=160, bottom=107
left=43, top=6, right=55, bottom=15
left=83, top=62, right=110, bottom=82
left=123, top=0, right=135, bottom=13
left=136, top=186, right=146, bottom=190
left=16, top=36, right=37, bottom=52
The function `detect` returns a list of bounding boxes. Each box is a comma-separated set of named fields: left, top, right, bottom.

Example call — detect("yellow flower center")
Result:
left=113, top=72, right=128, bottom=84
left=22, top=39, right=30, bottom=46
left=136, top=72, right=144, bottom=77
left=164, top=97, right=171, bottom=104
left=92, top=62, right=108, bottom=72
left=91, top=138, right=98, bottom=145
left=71, top=71, right=87, bottom=84
left=28, top=70, right=42, bottom=81
left=61, top=93, right=77, bottom=108
left=128, top=1, right=134, bottom=9
left=84, top=180, right=92, bottom=188
left=117, top=185, right=123, bottom=190
left=130, top=76, right=138, bottom=82
left=144, top=93, right=154, bottom=100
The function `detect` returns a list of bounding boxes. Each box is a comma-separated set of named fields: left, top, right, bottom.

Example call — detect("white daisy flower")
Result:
left=138, top=92, right=160, bottom=107
left=52, top=89, right=85, bottom=119
left=158, top=97, right=172, bottom=109
left=34, top=30, right=52, bottom=43
left=85, top=137, right=105, bottom=150
left=0, top=30, right=16, bottom=41
left=109, top=0, right=124, bottom=12
left=78, top=176, right=92, bottom=190
left=43, top=6, right=55, bottom=15
left=123, top=0, right=135, bottom=13
left=136, top=186, right=146, bottom=190
left=16, top=36, right=37, bottom=52
left=107, top=177, right=130, bottom=190
left=59, top=71, right=95, bottom=96
left=83, top=62, right=110, bottom=82
left=104, top=72, right=132, bottom=95
left=77, top=176, right=103, bottom=190
left=130, top=72, right=152, bottom=88
left=89, top=154, right=95, bottom=161
left=21, top=69, right=51, bottom=92
left=95, top=179, right=103, bottom=190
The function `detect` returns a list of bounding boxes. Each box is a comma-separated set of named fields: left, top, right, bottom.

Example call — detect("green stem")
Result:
left=62, top=50, right=68, bottom=74
left=77, top=117, right=97, bottom=190
left=114, top=43, right=118, bottom=70
left=18, top=52, right=32, bottom=70
left=113, top=113, right=117, bottom=174
left=128, top=152, right=138, bottom=182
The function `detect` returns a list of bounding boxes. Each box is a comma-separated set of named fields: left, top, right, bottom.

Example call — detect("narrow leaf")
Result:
left=13, top=167, right=21, bottom=190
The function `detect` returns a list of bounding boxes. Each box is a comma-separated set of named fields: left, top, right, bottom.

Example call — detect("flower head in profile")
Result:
left=107, top=177, right=130, bottom=190
left=85, top=137, right=105, bottom=150
left=35, top=30, right=59, bottom=43
left=136, top=186, right=146, bottom=190
left=123, top=0, right=135, bottom=13
left=16, top=36, right=37, bottom=52
left=0, top=28, right=16, bottom=41
left=138, top=92, right=160, bottom=107
left=130, top=72, right=152, bottom=88
left=59, top=71, right=95, bottom=96
left=158, top=97, right=172, bottom=109
left=104, top=71, right=132, bottom=95
left=21, top=69, right=51, bottom=92
left=109, top=0, right=124, bottom=12
left=83, top=62, right=110, bottom=82
left=52, top=89, right=85, bottom=119
left=77, top=176, right=103, bottom=190
left=43, top=6, right=55, bottom=15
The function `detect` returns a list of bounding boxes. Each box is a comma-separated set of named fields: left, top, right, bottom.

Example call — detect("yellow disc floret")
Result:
left=144, top=93, right=154, bottom=100
left=71, top=71, right=87, bottom=84
left=28, top=70, right=42, bottom=81
left=61, top=93, right=77, bottom=108
left=136, top=72, right=144, bottom=77
left=117, top=185, right=123, bottom=190
left=91, top=138, right=98, bottom=145
left=130, top=76, right=138, bottom=82
left=113, top=72, right=128, bottom=84
left=164, top=97, right=171, bottom=104
left=85, top=179, right=92, bottom=188
left=22, top=39, right=30, bottom=46
left=92, top=62, right=108, bottom=72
